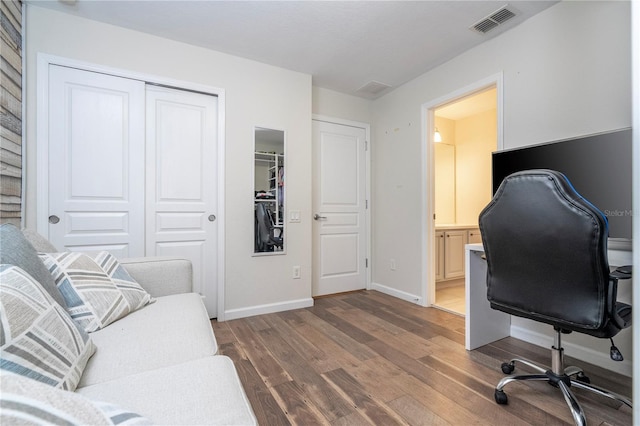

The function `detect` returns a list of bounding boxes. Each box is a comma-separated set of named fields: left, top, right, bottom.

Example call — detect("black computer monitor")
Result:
left=492, top=128, right=632, bottom=243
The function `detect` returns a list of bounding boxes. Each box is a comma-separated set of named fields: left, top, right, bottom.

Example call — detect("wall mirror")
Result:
left=254, top=127, right=285, bottom=255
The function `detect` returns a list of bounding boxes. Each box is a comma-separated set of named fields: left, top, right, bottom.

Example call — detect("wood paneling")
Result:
left=213, top=290, right=632, bottom=425
left=0, top=0, right=22, bottom=226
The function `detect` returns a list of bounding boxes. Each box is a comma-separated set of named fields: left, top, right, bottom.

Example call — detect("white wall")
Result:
left=434, top=110, right=495, bottom=226
left=24, top=5, right=313, bottom=318
left=434, top=142, right=456, bottom=225
left=455, top=109, right=496, bottom=225
left=371, top=1, right=632, bottom=373
left=312, top=86, right=372, bottom=124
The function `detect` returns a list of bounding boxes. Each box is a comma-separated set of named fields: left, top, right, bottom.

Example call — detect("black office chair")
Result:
left=255, top=203, right=283, bottom=252
left=478, top=169, right=632, bottom=425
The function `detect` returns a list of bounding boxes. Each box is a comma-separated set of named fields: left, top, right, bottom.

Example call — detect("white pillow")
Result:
left=39, top=251, right=154, bottom=333
left=1, top=371, right=152, bottom=425
left=0, top=265, right=96, bottom=391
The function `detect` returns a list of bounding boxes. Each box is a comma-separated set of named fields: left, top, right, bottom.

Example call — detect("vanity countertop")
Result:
left=435, top=224, right=478, bottom=230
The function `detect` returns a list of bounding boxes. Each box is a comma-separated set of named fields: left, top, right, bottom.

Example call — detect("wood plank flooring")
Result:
left=212, top=290, right=632, bottom=425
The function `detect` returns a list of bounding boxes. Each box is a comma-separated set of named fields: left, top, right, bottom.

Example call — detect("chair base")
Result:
left=494, top=337, right=631, bottom=426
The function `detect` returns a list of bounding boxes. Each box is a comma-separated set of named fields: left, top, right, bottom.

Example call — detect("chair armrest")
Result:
left=607, top=277, right=631, bottom=330
left=611, top=265, right=632, bottom=280
left=119, top=257, right=193, bottom=298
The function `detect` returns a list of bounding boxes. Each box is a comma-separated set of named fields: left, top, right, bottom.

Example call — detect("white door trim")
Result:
left=36, top=53, right=227, bottom=320
left=312, top=114, right=372, bottom=290
left=420, top=73, right=504, bottom=307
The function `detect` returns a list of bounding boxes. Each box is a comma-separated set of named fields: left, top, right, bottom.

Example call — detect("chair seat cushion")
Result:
left=565, top=302, right=632, bottom=338
left=613, top=302, right=632, bottom=330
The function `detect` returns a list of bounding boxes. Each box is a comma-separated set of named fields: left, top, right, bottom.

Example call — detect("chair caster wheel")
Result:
left=501, top=362, right=515, bottom=374
left=576, top=373, right=591, bottom=384
left=495, top=389, right=508, bottom=405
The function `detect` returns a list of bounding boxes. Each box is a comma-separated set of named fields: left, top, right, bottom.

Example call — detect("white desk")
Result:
left=465, top=243, right=633, bottom=351
left=465, top=244, right=509, bottom=350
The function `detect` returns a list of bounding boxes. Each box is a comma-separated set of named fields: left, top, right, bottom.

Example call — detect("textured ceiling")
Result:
left=30, top=0, right=558, bottom=98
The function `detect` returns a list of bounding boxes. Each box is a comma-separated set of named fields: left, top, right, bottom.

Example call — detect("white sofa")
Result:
left=0, top=226, right=257, bottom=425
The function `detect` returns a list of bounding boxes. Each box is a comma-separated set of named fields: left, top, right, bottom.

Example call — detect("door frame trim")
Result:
left=311, top=114, right=372, bottom=291
left=420, top=73, right=504, bottom=308
left=36, top=53, right=227, bottom=320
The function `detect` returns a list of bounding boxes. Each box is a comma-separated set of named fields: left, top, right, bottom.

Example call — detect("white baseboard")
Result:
left=223, top=298, right=314, bottom=321
left=510, top=325, right=632, bottom=377
left=370, top=282, right=422, bottom=305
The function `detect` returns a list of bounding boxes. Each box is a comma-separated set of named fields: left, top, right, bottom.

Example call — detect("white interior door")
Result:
left=312, top=120, right=367, bottom=296
left=146, top=86, right=218, bottom=317
left=48, top=65, right=145, bottom=257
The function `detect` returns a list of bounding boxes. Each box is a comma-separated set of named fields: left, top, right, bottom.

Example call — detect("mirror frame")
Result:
left=253, top=126, right=286, bottom=256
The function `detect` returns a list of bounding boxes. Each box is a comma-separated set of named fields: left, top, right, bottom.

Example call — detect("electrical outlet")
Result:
left=292, top=265, right=301, bottom=279
left=390, top=259, right=397, bottom=271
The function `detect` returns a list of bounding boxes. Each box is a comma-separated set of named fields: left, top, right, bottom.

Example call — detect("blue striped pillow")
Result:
left=39, top=252, right=154, bottom=333
left=0, top=265, right=96, bottom=391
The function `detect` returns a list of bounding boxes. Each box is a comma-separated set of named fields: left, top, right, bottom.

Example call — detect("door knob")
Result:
left=208, top=214, right=216, bottom=222
left=314, top=214, right=327, bottom=221
left=48, top=215, right=60, bottom=224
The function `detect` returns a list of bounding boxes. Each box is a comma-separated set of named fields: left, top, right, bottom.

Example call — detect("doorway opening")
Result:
left=421, top=75, right=503, bottom=316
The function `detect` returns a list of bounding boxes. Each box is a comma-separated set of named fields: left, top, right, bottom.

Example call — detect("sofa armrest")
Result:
left=119, top=257, right=192, bottom=297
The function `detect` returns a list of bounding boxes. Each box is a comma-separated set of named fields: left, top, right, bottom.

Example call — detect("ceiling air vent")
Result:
left=355, top=81, right=392, bottom=98
left=471, top=5, right=516, bottom=34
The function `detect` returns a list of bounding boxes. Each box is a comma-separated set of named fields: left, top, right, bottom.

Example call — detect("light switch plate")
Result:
left=289, top=210, right=301, bottom=223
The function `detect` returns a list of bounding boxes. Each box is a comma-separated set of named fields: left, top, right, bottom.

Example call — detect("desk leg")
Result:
left=465, top=248, right=511, bottom=350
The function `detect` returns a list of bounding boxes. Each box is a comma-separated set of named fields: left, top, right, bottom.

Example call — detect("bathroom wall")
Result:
left=434, top=109, right=496, bottom=226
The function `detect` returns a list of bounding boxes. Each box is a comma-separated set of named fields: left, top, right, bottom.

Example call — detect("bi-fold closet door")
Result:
left=46, top=65, right=219, bottom=316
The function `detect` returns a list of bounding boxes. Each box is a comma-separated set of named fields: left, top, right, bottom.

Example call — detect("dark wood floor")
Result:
left=212, top=290, right=632, bottom=425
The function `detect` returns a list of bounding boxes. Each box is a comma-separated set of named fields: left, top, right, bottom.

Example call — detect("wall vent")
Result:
left=471, top=5, right=516, bottom=34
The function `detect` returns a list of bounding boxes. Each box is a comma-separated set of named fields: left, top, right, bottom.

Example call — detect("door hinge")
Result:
left=366, top=258, right=369, bottom=268
left=365, top=140, right=368, bottom=151
left=366, top=199, right=369, bottom=209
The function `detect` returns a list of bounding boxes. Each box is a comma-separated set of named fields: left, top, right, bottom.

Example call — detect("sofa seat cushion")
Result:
left=1, top=372, right=152, bottom=425
left=78, top=293, right=217, bottom=387
left=76, top=356, right=257, bottom=425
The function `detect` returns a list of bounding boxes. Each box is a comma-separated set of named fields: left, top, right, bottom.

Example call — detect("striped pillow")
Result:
left=39, top=252, right=154, bottom=333
left=1, top=372, right=152, bottom=425
left=0, top=265, right=96, bottom=391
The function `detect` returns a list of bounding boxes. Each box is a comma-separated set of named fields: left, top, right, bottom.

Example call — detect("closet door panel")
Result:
left=48, top=65, right=145, bottom=256
left=146, top=86, right=218, bottom=317
left=155, top=105, right=204, bottom=201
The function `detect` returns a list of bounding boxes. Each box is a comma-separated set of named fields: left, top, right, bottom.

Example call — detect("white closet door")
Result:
left=48, top=65, right=145, bottom=257
left=146, top=86, right=218, bottom=317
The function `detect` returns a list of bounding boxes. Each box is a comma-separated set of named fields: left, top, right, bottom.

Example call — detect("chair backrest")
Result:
left=478, top=169, right=610, bottom=332
left=256, top=203, right=275, bottom=245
